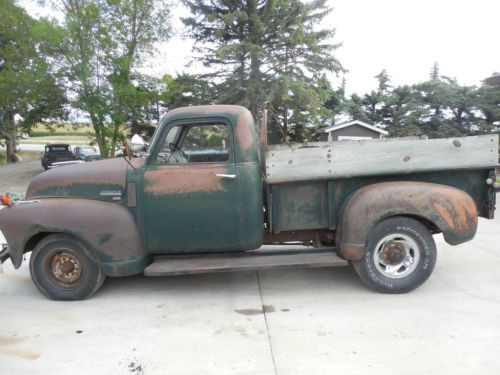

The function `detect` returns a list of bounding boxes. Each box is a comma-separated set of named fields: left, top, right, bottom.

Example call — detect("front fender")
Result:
left=337, top=182, right=478, bottom=260
left=0, top=199, right=150, bottom=276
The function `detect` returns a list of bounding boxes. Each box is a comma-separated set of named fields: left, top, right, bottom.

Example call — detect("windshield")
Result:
left=78, top=147, right=98, bottom=155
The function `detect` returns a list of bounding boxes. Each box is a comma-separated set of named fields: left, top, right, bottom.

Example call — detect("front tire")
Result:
left=351, top=217, right=436, bottom=293
left=29, top=234, right=106, bottom=300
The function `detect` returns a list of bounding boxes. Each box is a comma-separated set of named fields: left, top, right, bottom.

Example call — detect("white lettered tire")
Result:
left=351, top=217, right=437, bottom=293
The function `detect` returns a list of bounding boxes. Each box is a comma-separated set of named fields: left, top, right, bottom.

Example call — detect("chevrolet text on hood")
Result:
left=0, top=105, right=498, bottom=300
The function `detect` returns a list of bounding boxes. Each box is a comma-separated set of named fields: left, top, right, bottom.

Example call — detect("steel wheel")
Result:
left=30, top=234, right=106, bottom=300
left=46, top=250, right=83, bottom=288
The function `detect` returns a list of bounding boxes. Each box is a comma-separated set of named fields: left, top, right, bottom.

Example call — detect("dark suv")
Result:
left=41, top=144, right=79, bottom=170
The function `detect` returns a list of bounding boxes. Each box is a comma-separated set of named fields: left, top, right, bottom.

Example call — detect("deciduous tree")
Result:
left=0, top=0, right=66, bottom=162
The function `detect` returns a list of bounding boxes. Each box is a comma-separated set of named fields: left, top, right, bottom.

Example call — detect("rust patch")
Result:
left=162, top=105, right=256, bottom=155
left=0, top=348, right=41, bottom=360
left=338, top=181, right=478, bottom=257
left=165, top=104, right=249, bottom=118
left=264, top=230, right=331, bottom=244
left=127, top=182, right=137, bottom=207
left=433, top=202, right=454, bottom=229
left=0, top=198, right=148, bottom=267
left=235, top=109, right=255, bottom=153
left=339, top=243, right=364, bottom=261
left=431, top=187, right=477, bottom=231
left=27, top=157, right=128, bottom=199
left=144, top=166, right=227, bottom=195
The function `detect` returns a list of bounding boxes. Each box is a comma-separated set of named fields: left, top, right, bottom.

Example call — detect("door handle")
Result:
left=215, top=173, right=237, bottom=180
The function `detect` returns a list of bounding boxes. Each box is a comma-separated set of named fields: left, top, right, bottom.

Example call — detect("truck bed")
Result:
left=265, top=134, right=498, bottom=183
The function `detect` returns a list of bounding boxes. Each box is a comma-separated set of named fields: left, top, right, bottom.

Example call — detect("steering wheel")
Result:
left=167, top=142, right=188, bottom=163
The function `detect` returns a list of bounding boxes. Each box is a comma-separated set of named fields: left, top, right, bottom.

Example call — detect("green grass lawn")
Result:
left=29, top=123, right=94, bottom=137
left=0, top=150, right=41, bottom=165
left=20, top=135, right=91, bottom=144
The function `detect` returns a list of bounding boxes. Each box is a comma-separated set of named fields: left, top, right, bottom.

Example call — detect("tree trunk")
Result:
left=89, top=112, right=107, bottom=158
left=248, top=0, right=262, bottom=128
left=6, top=139, right=14, bottom=163
left=110, top=122, right=120, bottom=158
left=283, top=104, right=288, bottom=140
left=5, top=111, right=17, bottom=163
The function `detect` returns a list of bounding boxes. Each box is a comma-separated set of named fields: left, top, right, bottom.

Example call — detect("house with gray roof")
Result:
left=319, top=120, right=388, bottom=142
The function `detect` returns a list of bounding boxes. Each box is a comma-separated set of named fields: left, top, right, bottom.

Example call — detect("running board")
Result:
left=144, top=247, right=347, bottom=276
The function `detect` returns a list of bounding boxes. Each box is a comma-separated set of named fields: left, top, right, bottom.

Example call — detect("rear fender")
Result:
left=337, top=182, right=478, bottom=260
left=0, top=199, right=150, bottom=276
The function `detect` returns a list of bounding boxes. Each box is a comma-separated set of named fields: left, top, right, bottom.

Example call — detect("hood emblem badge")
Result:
left=99, top=190, right=122, bottom=201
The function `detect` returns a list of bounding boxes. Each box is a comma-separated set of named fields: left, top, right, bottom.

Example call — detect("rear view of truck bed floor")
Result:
left=144, top=247, right=347, bottom=276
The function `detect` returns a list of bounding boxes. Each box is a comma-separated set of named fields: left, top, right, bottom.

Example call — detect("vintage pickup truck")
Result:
left=0, top=105, right=499, bottom=300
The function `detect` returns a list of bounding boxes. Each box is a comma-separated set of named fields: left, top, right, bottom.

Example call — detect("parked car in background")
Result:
left=41, top=144, right=79, bottom=170
left=16, top=132, right=29, bottom=140
left=74, top=146, right=101, bottom=162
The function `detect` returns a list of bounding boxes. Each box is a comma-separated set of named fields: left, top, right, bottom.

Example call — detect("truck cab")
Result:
left=137, top=105, right=263, bottom=253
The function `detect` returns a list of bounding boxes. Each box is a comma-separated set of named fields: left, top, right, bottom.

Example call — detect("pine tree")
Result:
left=183, top=0, right=343, bottom=141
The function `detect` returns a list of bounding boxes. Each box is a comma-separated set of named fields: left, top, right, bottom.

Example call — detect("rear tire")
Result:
left=29, top=234, right=106, bottom=300
left=351, top=217, right=436, bottom=293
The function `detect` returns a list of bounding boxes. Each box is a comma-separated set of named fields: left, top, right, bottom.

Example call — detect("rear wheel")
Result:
left=29, top=234, right=106, bottom=300
left=351, top=217, right=436, bottom=293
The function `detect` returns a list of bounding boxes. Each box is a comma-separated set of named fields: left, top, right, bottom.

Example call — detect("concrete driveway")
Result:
left=1, top=213, right=499, bottom=374
left=0, top=163, right=499, bottom=374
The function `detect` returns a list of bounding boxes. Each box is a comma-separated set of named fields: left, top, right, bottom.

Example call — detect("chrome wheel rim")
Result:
left=373, top=234, right=420, bottom=279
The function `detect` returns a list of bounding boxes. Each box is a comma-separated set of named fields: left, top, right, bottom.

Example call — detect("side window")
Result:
left=156, top=123, right=231, bottom=165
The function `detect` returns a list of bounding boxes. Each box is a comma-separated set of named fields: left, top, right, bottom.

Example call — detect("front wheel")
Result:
left=29, top=234, right=106, bottom=300
left=351, top=217, right=437, bottom=293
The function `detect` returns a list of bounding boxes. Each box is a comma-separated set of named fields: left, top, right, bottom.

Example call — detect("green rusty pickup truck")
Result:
left=0, top=105, right=499, bottom=300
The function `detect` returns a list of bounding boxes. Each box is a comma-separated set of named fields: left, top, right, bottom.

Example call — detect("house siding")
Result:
left=329, top=124, right=383, bottom=141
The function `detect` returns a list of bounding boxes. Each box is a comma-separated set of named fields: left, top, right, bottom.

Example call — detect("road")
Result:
left=0, top=143, right=46, bottom=152
left=0, top=137, right=92, bottom=152
left=0, top=163, right=499, bottom=374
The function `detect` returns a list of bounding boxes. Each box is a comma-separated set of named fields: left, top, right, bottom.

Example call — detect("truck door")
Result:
left=142, top=120, right=243, bottom=254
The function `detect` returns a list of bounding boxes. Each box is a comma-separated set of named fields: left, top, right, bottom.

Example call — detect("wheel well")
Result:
left=23, top=232, right=83, bottom=255
left=382, top=214, right=441, bottom=234
left=23, top=232, right=54, bottom=255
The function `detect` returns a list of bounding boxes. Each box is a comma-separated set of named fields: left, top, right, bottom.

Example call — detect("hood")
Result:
left=83, top=153, right=101, bottom=160
left=27, top=158, right=137, bottom=203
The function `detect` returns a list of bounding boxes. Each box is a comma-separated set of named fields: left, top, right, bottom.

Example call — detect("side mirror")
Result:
left=130, top=134, right=146, bottom=153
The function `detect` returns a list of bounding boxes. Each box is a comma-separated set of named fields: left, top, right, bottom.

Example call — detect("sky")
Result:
left=23, top=0, right=500, bottom=95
